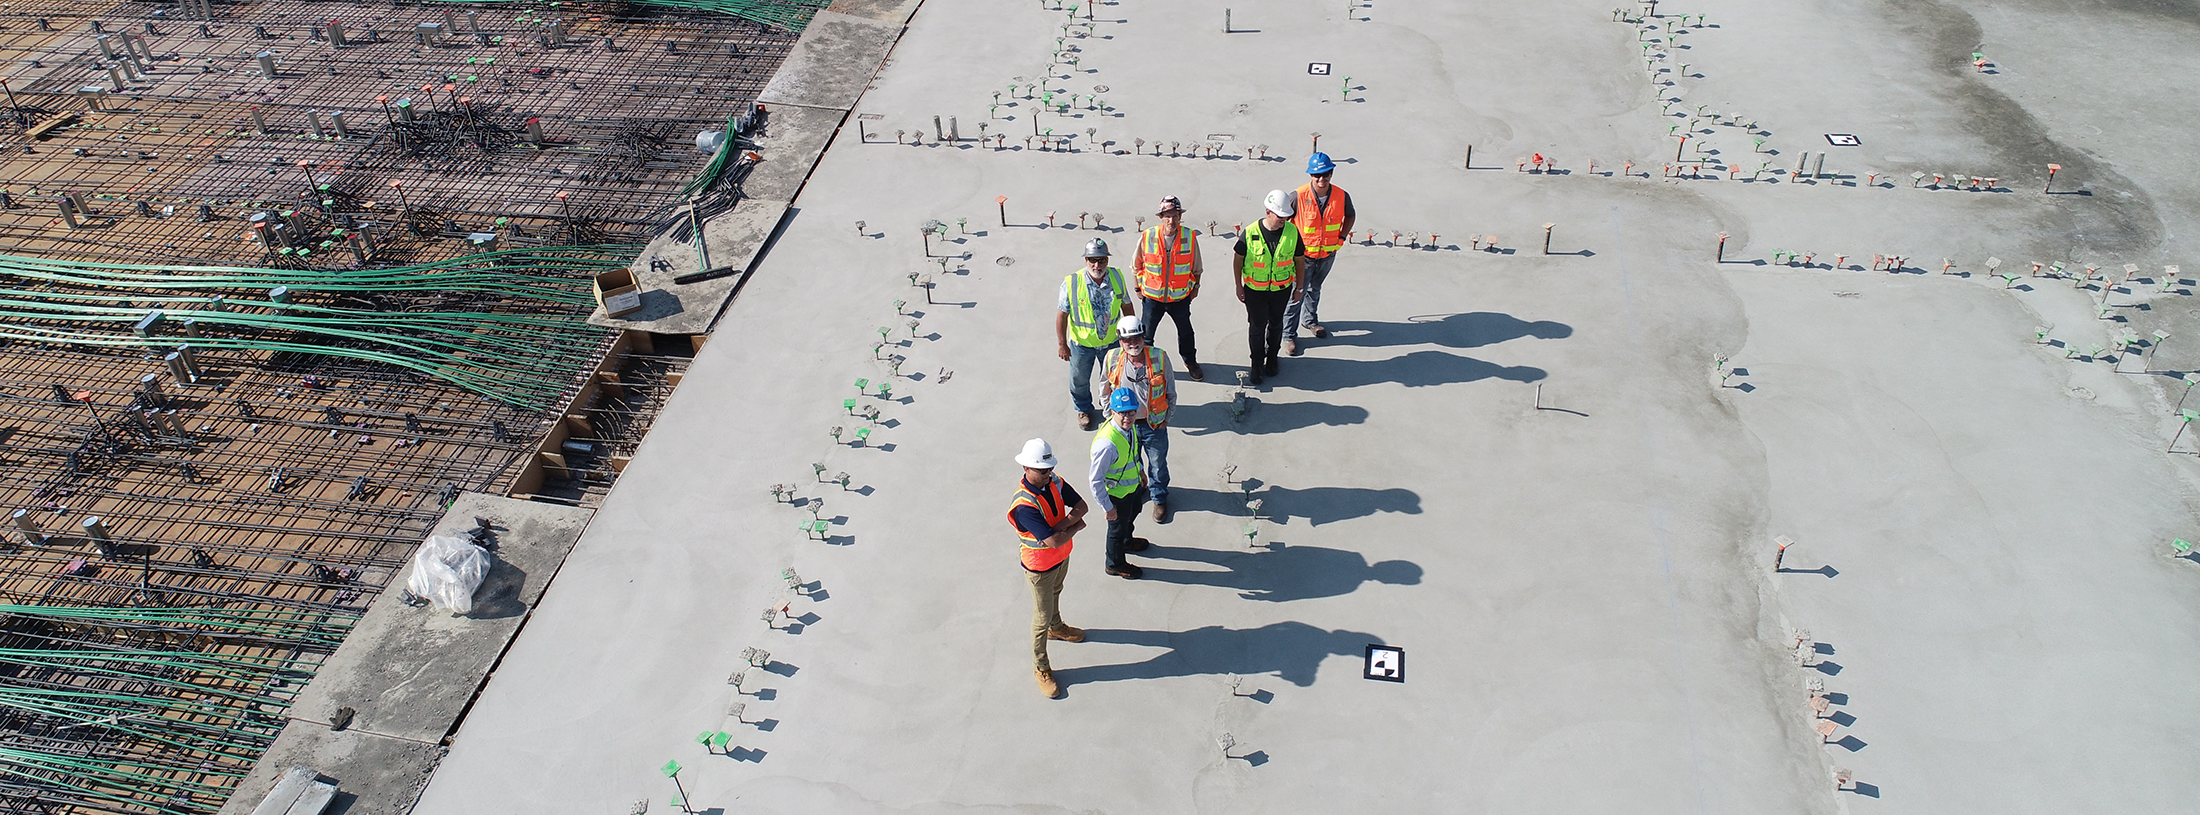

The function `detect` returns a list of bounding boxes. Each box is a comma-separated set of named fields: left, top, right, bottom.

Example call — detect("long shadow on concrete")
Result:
left=1274, top=350, right=1545, bottom=391
left=1164, top=485, right=1420, bottom=526
left=1171, top=398, right=1370, bottom=436
left=1320, top=312, right=1572, bottom=349
left=1058, top=622, right=1382, bottom=687
left=1138, top=543, right=1421, bottom=602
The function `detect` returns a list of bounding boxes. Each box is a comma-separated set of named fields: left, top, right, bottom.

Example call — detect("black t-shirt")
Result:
left=1233, top=222, right=1308, bottom=258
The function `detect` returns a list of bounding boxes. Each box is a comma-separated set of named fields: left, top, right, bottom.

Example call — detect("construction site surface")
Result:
left=10, top=0, right=2200, bottom=814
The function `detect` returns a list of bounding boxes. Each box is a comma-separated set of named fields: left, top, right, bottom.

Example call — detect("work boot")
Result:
left=1309, top=323, right=1329, bottom=338
left=1152, top=501, right=1169, bottom=523
left=1249, top=368, right=1263, bottom=386
left=1047, top=625, right=1086, bottom=642
left=1285, top=338, right=1302, bottom=357
left=1125, top=536, right=1152, bottom=552
left=1186, top=358, right=1206, bottom=381
left=1105, top=563, right=1144, bottom=579
left=1036, top=668, right=1062, bottom=699
left=1078, top=411, right=1096, bottom=431
left=1262, top=358, right=1279, bottom=377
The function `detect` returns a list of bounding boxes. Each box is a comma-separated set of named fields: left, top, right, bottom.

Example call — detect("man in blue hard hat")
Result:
left=1285, top=152, right=1355, bottom=357
left=1089, top=386, right=1152, bottom=579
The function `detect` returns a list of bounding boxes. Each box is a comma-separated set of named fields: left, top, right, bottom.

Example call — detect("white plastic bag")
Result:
left=405, top=534, right=492, bottom=614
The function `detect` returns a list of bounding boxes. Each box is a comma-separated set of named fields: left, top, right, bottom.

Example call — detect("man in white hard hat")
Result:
left=1101, top=315, right=1177, bottom=523
left=1008, top=438, right=1089, bottom=699
left=1232, top=190, right=1306, bottom=385
left=1057, top=238, right=1136, bottom=431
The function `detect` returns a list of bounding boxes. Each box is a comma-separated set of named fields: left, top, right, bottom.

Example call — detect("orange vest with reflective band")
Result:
left=1008, top=477, right=1073, bottom=572
left=1137, top=224, right=1199, bottom=301
left=1103, top=346, right=1170, bottom=422
left=1293, top=183, right=1348, bottom=258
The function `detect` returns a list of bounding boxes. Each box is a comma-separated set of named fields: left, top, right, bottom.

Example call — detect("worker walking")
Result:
left=1136, top=196, right=1207, bottom=381
left=1234, top=191, right=1306, bottom=384
left=1009, top=438, right=1089, bottom=699
left=1090, top=387, right=1151, bottom=579
left=1056, top=238, right=1135, bottom=431
left=1284, top=153, right=1355, bottom=356
left=1101, top=316, right=1176, bottom=523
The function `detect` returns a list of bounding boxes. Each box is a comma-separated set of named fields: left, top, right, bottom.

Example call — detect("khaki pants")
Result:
left=1028, top=563, right=1067, bottom=672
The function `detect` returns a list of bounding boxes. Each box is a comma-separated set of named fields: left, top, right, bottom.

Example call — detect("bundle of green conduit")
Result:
left=0, top=247, right=634, bottom=409
left=427, top=0, right=833, bottom=31
left=0, top=604, right=358, bottom=814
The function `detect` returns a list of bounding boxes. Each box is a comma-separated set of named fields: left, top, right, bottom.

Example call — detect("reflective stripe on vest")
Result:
left=1138, top=225, right=1198, bottom=301
left=1104, top=346, right=1170, bottom=421
left=1064, top=266, right=1129, bottom=347
left=1096, top=421, right=1140, bottom=498
left=1242, top=224, right=1301, bottom=291
left=1293, top=184, right=1348, bottom=258
left=1007, top=477, right=1073, bottom=571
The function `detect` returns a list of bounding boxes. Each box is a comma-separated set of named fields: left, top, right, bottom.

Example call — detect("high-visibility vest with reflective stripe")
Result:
left=1137, top=225, right=1199, bottom=301
left=1094, top=421, right=1140, bottom=498
left=1242, top=223, right=1301, bottom=291
left=1007, top=476, right=1073, bottom=572
left=1063, top=266, right=1130, bottom=347
left=1293, top=183, right=1348, bottom=258
left=1103, top=346, right=1170, bottom=423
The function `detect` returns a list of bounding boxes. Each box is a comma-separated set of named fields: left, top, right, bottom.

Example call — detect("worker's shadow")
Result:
left=1321, top=313, right=1571, bottom=349
left=1165, top=485, right=1420, bottom=527
left=1139, top=543, right=1421, bottom=602
left=1171, top=399, right=1369, bottom=436
left=1284, top=350, right=1545, bottom=391
left=1058, top=622, right=1381, bottom=687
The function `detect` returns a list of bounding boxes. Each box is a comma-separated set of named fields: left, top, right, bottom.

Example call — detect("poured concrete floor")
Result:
left=409, top=1, right=2200, bottom=813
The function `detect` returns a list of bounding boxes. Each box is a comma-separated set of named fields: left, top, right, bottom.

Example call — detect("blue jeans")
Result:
left=1135, top=420, right=1170, bottom=506
left=1068, top=342, right=1106, bottom=415
left=1284, top=253, right=1336, bottom=338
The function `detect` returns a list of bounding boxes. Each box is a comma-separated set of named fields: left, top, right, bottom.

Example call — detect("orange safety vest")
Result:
left=1137, top=224, right=1199, bottom=301
left=1007, top=476, right=1073, bottom=571
left=1293, top=183, right=1348, bottom=258
left=1102, top=345, right=1170, bottom=421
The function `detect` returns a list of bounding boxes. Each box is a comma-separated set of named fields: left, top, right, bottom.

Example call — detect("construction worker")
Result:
left=1090, top=387, right=1151, bottom=579
left=1056, top=238, right=1135, bottom=431
left=1233, top=191, right=1305, bottom=385
left=1284, top=152, right=1355, bottom=356
left=1136, top=196, right=1206, bottom=381
left=1009, top=438, right=1089, bottom=699
left=1101, top=315, right=1176, bottom=523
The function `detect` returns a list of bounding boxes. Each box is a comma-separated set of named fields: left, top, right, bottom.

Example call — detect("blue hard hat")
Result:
left=1306, top=151, right=1335, bottom=174
left=1109, top=387, right=1142, bottom=413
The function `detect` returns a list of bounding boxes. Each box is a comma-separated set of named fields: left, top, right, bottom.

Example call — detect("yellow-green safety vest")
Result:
left=1095, top=420, right=1140, bottom=498
left=1242, top=224, right=1301, bottom=291
left=1064, top=266, right=1131, bottom=347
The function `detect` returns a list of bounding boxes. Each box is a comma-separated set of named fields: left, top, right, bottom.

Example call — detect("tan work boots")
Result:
left=1036, top=668, right=1062, bottom=698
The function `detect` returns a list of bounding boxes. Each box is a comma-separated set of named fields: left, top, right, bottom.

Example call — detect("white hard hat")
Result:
left=1015, top=438, right=1057, bottom=469
left=1264, top=189, right=1295, bottom=217
left=1117, top=315, right=1144, bottom=338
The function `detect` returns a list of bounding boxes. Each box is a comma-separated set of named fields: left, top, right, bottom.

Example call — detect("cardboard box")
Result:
left=594, top=268, right=643, bottom=317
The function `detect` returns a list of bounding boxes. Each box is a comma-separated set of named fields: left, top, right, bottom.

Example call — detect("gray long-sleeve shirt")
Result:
left=1088, top=424, right=1137, bottom=513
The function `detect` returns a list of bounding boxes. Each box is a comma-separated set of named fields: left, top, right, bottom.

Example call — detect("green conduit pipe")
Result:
left=418, top=0, right=832, bottom=31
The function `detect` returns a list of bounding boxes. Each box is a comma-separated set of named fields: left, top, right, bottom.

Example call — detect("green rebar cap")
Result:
left=661, top=760, right=681, bottom=777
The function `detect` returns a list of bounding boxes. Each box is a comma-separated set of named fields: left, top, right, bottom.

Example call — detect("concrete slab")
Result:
left=593, top=199, right=791, bottom=334
left=742, top=103, right=849, bottom=203
left=217, top=727, right=441, bottom=815
left=414, top=0, right=2200, bottom=813
left=828, top=0, right=926, bottom=26
left=284, top=493, right=593, bottom=745
left=756, top=11, right=907, bottom=112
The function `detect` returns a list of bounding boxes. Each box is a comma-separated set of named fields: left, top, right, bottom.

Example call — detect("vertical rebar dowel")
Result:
left=10, top=509, right=41, bottom=545
left=256, top=51, right=276, bottom=78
